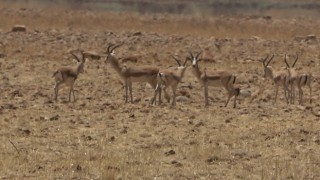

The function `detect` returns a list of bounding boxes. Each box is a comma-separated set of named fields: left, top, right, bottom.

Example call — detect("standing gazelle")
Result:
left=284, top=54, right=299, bottom=104
left=53, top=50, right=86, bottom=102
left=105, top=43, right=160, bottom=103
left=262, top=54, right=290, bottom=104
left=152, top=55, right=188, bottom=105
left=189, top=51, right=240, bottom=108
left=284, top=54, right=312, bottom=104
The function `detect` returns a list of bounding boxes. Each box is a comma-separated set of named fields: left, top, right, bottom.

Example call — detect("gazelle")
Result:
left=152, top=55, right=188, bottom=105
left=262, top=54, right=290, bottom=104
left=53, top=50, right=86, bottom=102
left=189, top=51, right=240, bottom=108
left=284, top=54, right=312, bottom=104
left=284, top=54, right=299, bottom=104
left=105, top=43, right=160, bottom=103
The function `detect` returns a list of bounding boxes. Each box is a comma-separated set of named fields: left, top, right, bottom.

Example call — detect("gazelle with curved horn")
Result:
left=284, top=54, right=312, bottom=104
left=189, top=51, right=240, bottom=108
left=284, top=54, right=299, bottom=104
left=262, top=54, right=290, bottom=104
left=53, top=50, right=86, bottom=102
left=152, top=55, right=188, bottom=105
left=105, top=43, right=160, bottom=103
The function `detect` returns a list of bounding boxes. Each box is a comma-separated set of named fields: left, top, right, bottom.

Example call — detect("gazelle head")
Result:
left=158, top=55, right=188, bottom=79
left=105, top=43, right=123, bottom=62
left=262, top=54, right=274, bottom=78
left=188, top=51, right=202, bottom=68
left=284, top=53, right=299, bottom=73
left=71, top=50, right=86, bottom=74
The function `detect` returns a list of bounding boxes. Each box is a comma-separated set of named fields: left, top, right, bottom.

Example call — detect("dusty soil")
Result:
left=0, top=1, right=320, bottom=179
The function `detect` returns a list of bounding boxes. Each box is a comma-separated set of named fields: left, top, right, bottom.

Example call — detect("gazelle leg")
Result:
left=125, top=81, right=128, bottom=103
left=54, top=82, right=61, bottom=101
left=204, top=83, right=209, bottom=106
left=309, top=84, right=312, bottom=104
left=151, top=84, right=160, bottom=105
left=158, top=87, right=162, bottom=104
left=164, top=87, right=170, bottom=103
left=291, top=84, right=295, bottom=104
left=284, top=84, right=290, bottom=104
left=274, top=85, right=279, bottom=104
left=68, top=86, right=73, bottom=102
left=171, top=85, right=177, bottom=106
left=72, top=87, right=76, bottom=102
left=128, top=82, right=133, bottom=103
left=225, top=93, right=231, bottom=107
left=298, top=87, right=303, bottom=105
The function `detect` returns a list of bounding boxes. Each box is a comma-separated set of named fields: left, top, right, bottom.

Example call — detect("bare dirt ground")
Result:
left=0, top=1, right=320, bottom=179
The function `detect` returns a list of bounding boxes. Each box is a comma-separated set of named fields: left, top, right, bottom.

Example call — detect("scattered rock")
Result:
left=240, top=89, right=252, bottom=97
left=164, top=150, right=175, bottom=156
left=232, top=150, right=247, bottom=159
left=132, top=31, right=142, bottom=36
left=294, top=34, right=317, bottom=43
left=175, top=96, right=189, bottom=103
left=206, top=156, right=219, bottom=164
left=2, top=103, right=17, bottom=110
left=194, top=121, right=205, bottom=128
left=12, top=25, right=27, bottom=32
left=110, top=136, right=116, bottom=141
left=18, top=127, right=31, bottom=135
left=129, top=113, right=135, bottom=118
left=177, top=89, right=190, bottom=98
left=0, top=53, right=5, bottom=58
left=76, top=164, right=82, bottom=171
left=171, top=160, right=183, bottom=167
left=10, top=89, right=23, bottom=98
left=139, top=133, right=152, bottom=138
left=49, top=114, right=60, bottom=121
left=120, top=127, right=128, bottom=134
left=296, top=105, right=306, bottom=111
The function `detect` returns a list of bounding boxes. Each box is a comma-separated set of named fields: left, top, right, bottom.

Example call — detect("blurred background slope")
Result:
left=2, top=0, right=320, bottom=17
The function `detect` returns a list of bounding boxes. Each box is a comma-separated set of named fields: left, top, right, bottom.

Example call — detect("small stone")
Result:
left=164, top=150, right=175, bottom=156
left=12, top=25, right=26, bottom=32
left=50, top=114, right=60, bottom=121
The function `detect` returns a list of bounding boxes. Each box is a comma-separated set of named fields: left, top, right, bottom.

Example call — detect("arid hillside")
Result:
left=0, top=1, right=320, bottom=179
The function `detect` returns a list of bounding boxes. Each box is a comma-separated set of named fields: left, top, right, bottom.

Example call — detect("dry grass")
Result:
left=0, top=1, right=320, bottom=180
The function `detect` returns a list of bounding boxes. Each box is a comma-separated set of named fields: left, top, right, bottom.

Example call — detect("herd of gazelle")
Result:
left=262, top=53, right=312, bottom=105
left=52, top=43, right=312, bottom=107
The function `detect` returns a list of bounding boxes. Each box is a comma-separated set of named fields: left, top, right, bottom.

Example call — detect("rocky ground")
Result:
left=0, top=2, right=320, bottom=179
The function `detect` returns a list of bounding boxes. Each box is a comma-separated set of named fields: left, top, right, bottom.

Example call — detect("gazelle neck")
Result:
left=266, top=66, right=276, bottom=80
left=109, top=55, right=123, bottom=75
left=75, top=61, right=84, bottom=75
left=192, top=65, right=202, bottom=81
left=177, top=67, right=187, bottom=79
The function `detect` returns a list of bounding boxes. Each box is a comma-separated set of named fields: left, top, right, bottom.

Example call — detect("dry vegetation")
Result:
left=0, top=1, right=320, bottom=179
